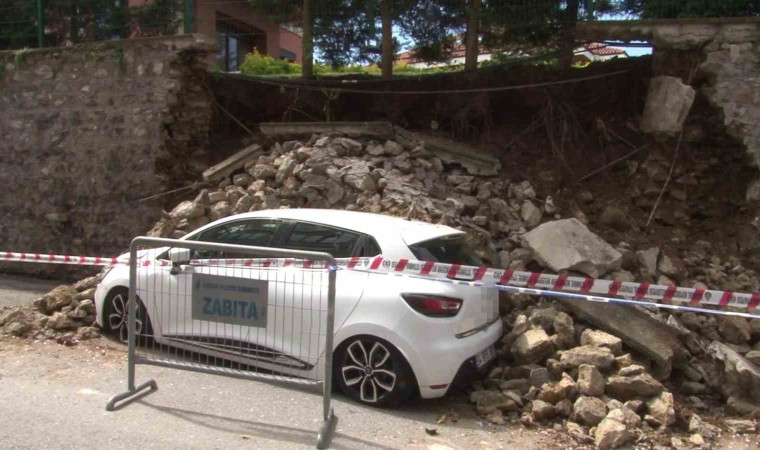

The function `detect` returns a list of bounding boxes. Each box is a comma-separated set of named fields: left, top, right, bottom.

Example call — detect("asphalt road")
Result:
left=0, top=274, right=63, bottom=308
left=1, top=275, right=760, bottom=450
left=0, top=275, right=554, bottom=450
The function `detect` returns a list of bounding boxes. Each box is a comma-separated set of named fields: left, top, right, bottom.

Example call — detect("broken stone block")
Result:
left=606, top=373, right=664, bottom=400
left=41, top=286, right=77, bottom=313
left=471, top=391, right=519, bottom=415
left=640, top=75, right=696, bottom=135
left=560, top=345, right=616, bottom=371
left=46, top=312, right=76, bottom=330
left=578, top=364, right=605, bottom=397
left=581, top=329, right=623, bottom=356
left=595, top=416, right=630, bottom=449
left=532, top=399, right=556, bottom=421
left=573, top=396, right=608, bottom=426
left=607, top=407, right=641, bottom=428
left=719, top=316, right=752, bottom=344
left=169, top=199, right=205, bottom=220
left=522, top=219, right=622, bottom=278
left=646, top=391, right=676, bottom=428
left=512, top=329, right=555, bottom=365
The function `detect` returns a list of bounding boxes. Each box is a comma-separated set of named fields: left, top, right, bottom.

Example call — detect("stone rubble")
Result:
left=9, top=132, right=760, bottom=448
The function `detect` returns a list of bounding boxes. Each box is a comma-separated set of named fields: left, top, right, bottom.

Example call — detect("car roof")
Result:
left=193, top=208, right=464, bottom=246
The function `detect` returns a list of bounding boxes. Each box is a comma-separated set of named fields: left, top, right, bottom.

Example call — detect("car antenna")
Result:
left=405, top=200, right=417, bottom=221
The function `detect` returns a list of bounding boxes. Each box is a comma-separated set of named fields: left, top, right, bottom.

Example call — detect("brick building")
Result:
left=130, top=0, right=303, bottom=71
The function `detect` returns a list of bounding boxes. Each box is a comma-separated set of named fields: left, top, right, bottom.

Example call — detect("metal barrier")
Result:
left=106, top=237, right=338, bottom=449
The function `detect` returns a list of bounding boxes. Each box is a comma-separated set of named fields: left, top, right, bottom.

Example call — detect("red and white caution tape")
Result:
left=3, top=251, right=760, bottom=317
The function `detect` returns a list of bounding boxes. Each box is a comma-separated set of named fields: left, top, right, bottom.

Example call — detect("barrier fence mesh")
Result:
left=127, top=249, right=332, bottom=385
left=1, top=0, right=756, bottom=52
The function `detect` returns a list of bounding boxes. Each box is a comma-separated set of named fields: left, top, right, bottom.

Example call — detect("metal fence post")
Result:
left=317, top=267, right=338, bottom=449
left=36, top=0, right=44, bottom=48
left=183, top=0, right=195, bottom=34
left=106, top=239, right=158, bottom=411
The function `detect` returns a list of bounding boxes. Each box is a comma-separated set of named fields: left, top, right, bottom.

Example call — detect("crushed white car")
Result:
left=95, top=209, right=501, bottom=407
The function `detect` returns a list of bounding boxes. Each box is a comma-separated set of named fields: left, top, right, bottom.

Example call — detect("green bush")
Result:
left=239, top=49, right=302, bottom=75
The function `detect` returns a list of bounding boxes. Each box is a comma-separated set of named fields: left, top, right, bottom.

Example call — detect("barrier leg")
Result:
left=316, top=407, right=338, bottom=449
left=106, top=379, right=158, bottom=411
left=106, top=243, right=158, bottom=411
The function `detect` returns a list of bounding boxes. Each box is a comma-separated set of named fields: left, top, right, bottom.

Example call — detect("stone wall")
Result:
left=579, top=20, right=760, bottom=202
left=0, top=34, right=216, bottom=277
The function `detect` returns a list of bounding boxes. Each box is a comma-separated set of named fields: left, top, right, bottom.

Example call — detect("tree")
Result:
left=616, top=0, right=760, bottom=19
left=396, top=0, right=465, bottom=63
left=464, top=0, right=481, bottom=71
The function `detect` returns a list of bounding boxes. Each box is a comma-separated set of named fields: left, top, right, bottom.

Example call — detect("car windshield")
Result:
left=408, top=235, right=483, bottom=266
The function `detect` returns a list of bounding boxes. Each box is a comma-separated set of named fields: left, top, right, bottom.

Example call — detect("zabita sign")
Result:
left=191, top=273, right=269, bottom=327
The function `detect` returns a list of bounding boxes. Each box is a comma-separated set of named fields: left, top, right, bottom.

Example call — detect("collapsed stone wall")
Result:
left=0, top=35, right=216, bottom=277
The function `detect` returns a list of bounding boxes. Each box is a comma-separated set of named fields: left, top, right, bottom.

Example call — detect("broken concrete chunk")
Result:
left=725, top=419, right=756, bottom=434
left=559, top=300, right=684, bottom=380
left=522, top=219, right=622, bottom=278
left=709, top=341, right=760, bottom=402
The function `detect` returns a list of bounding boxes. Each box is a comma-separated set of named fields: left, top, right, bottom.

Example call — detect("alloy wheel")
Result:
left=341, top=340, right=398, bottom=404
left=107, top=292, right=144, bottom=344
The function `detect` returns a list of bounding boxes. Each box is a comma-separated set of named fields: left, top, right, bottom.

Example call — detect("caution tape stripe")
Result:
left=3, top=251, right=760, bottom=312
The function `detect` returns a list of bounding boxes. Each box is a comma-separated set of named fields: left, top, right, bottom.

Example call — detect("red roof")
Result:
left=584, top=42, right=626, bottom=56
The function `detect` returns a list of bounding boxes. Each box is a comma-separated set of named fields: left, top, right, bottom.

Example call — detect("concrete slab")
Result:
left=559, top=300, right=686, bottom=380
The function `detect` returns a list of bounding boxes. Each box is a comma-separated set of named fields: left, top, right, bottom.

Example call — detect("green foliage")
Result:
left=0, top=0, right=183, bottom=50
left=0, top=62, right=5, bottom=80
left=14, top=47, right=31, bottom=66
left=239, top=49, right=302, bottom=75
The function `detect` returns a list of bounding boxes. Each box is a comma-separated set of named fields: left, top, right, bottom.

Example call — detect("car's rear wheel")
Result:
left=103, top=288, right=152, bottom=345
left=334, top=336, right=416, bottom=407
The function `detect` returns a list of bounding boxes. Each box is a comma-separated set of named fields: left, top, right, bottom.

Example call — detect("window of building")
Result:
left=215, top=13, right=266, bottom=72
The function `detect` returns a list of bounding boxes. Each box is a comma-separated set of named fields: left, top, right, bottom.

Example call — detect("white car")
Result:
left=94, top=209, right=502, bottom=407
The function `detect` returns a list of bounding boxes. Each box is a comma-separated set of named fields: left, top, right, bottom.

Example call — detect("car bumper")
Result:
left=414, top=318, right=503, bottom=399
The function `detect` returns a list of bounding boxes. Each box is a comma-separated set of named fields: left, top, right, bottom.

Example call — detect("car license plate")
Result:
left=475, top=345, right=496, bottom=369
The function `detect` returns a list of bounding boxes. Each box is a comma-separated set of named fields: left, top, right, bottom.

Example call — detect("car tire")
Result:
left=102, top=288, right=153, bottom=345
left=334, top=335, right=416, bottom=408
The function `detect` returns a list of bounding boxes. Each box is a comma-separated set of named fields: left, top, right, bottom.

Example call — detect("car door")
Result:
left=159, top=219, right=288, bottom=359
left=278, top=221, right=371, bottom=366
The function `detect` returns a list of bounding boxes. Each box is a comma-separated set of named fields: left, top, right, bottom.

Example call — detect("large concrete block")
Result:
left=640, top=76, right=696, bottom=135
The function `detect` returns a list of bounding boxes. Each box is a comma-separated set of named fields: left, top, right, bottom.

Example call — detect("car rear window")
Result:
left=408, top=236, right=483, bottom=266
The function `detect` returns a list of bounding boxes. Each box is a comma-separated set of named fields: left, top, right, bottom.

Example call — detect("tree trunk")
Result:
left=381, top=0, right=393, bottom=80
left=558, top=0, right=579, bottom=71
left=464, top=0, right=481, bottom=71
left=302, top=0, right=314, bottom=79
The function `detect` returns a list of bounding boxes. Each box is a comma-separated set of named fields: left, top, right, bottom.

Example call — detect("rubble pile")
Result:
left=0, top=276, right=101, bottom=344
left=3, top=132, right=760, bottom=448
left=147, top=133, right=556, bottom=267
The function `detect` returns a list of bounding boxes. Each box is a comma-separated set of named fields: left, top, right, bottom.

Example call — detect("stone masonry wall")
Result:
left=0, top=34, right=216, bottom=277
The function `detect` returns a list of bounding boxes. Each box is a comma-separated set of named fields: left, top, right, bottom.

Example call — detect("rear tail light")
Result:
left=401, top=294, right=463, bottom=318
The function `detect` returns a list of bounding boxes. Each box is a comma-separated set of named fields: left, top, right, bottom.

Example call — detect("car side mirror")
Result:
left=168, top=247, right=192, bottom=265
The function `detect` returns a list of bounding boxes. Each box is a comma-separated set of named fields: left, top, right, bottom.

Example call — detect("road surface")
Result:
left=1, top=275, right=759, bottom=449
